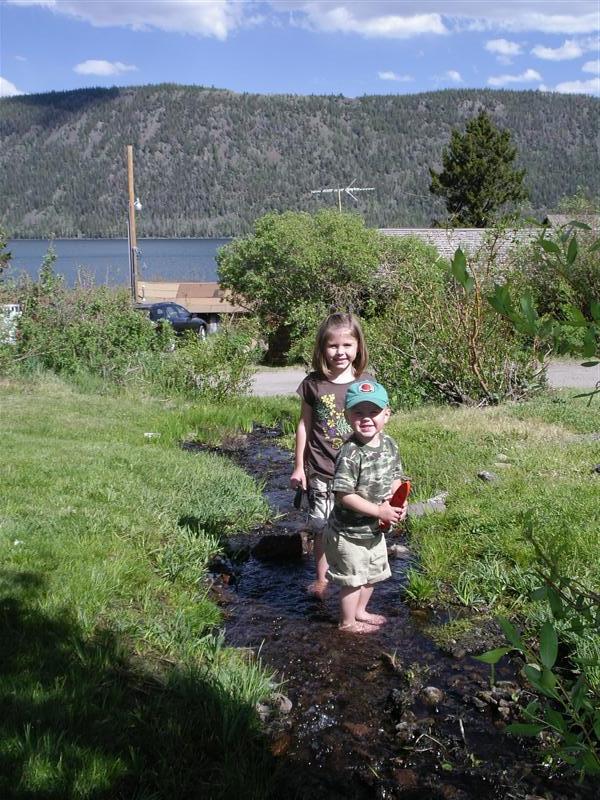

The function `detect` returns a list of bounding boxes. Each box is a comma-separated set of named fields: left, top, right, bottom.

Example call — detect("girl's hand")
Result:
left=398, top=501, right=408, bottom=522
left=378, top=501, right=402, bottom=526
left=290, top=468, right=306, bottom=491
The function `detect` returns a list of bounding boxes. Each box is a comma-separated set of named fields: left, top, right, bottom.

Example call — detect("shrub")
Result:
left=139, top=316, right=263, bottom=401
left=365, top=234, right=541, bottom=406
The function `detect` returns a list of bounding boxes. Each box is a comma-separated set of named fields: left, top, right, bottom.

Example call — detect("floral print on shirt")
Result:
left=315, top=393, right=352, bottom=451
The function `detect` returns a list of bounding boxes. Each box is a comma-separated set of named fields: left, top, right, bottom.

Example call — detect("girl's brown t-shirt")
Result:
left=297, top=371, right=370, bottom=482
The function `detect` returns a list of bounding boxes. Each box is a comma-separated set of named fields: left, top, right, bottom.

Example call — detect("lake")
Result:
left=6, top=238, right=231, bottom=286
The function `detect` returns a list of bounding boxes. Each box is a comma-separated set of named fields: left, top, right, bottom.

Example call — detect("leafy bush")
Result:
left=365, top=234, right=541, bottom=406
left=16, top=250, right=162, bottom=380
left=140, top=316, right=263, bottom=401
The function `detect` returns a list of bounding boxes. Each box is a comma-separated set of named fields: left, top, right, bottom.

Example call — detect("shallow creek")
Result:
left=192, top=426, right=594, bottom=800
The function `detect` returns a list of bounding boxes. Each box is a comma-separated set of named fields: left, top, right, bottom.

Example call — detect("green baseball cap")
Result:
left=345, top=380, right=389, bottom=410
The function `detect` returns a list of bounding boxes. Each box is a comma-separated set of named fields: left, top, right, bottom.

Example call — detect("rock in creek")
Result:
left=252, top=532, right=306, bottom=560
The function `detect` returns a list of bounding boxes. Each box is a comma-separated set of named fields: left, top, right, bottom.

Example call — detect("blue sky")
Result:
left=1, top=1, right=599, bottom=98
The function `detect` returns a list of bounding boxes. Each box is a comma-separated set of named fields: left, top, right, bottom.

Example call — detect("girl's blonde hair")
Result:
left=312, top=312, right=368, bottom=378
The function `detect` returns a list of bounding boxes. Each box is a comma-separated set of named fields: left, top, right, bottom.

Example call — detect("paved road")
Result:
left=250, top=360, right=599, bottom=397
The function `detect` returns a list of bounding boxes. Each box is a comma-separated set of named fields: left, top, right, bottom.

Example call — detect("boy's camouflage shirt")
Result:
left=329, top=433, right=403, bottom=539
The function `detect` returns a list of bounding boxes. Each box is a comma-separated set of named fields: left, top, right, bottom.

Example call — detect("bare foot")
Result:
left=338, top=621, right=377, bottom=634
left=356, top=612, right=387, bottom=626
left=307, top=580, right=329, bottom=598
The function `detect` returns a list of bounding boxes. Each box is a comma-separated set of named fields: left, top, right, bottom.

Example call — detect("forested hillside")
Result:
left=1, top=84, right=597, bottom=238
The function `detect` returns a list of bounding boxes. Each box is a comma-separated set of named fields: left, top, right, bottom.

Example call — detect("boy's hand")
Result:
left=377, top=500, right=402, bottom=527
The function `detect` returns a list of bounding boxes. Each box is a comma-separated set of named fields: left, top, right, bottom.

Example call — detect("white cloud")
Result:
left=276, top=3, right=600, bottom=37
left=7, top=1, right=243, bottom=40
left=378, top=70, right=413, bottom=82
left=554, top=76, right=600, bottom=94
left=0, top=76, right=24, bottom=97
left=531, top=38, right=586, bottom=60
left=582, top=59, right=600, bottom=74
left=445, top=70, right=463, bottom=82
left=302, top=6, right=447, bottom=38
left=485, top=38, right=523, bottom=57
left=7, top=1, right=600, bottom=41
left=15, top=55, right=27, bottom=62
left=488, top=68, right=542, bottom=87
left=74, top=60, right=138, bottom=76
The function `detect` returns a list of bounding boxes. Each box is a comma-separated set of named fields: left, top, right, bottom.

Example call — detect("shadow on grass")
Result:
left=0, top=569, right=276, bottom=800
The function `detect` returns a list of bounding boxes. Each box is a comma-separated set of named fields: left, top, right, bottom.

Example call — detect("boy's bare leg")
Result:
left=355, top=584, right=387, bottom=626
left=308, top=531, right=329, bottom=597
left=339, top=586, right=376, bottom=633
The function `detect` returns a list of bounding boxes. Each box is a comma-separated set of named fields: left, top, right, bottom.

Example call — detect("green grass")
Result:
left=0, top=375, right=278, bottom=800
left=387, top=390, right=600, bottom=683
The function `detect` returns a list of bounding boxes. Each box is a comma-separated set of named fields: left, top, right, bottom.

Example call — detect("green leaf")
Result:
left=591, top=301, right=600, bottom=322
left=567, top=221, right=591, bottom=231
left=540, top=239, right=561, bottom=255
left=544, top=707, right=566, bottom=733
left=530, top=586, right=548, bottom=602
left=498, top=616, right=524, bottom=650
left=582, top=327, right=598, bottom=359
left=524, top=664, right=542, bottom=684
left=540, top=621, right=558, bottom=669
left=566, top=235, right=578, bottom=265
left=474, top=647, right=511, bottom=664
left=540, top=667, right=557, bottom=691
left=450, top=248, right=474, bottom=293
left=547, top=587, right=564, bottom=619
left=506, top=723, right=544, bottom=737
left=581, top=360, right=600, bottom=367
left=588, top=239, right=600, bottom=253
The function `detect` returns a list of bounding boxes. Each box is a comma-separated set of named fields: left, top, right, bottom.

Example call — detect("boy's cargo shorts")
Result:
left=324, top=528, right=391, bottom=587
left=307, top=475, right=334, bottom=533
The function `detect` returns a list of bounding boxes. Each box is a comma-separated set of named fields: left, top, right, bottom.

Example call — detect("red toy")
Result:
left=380, top=480, right=411, bottom=530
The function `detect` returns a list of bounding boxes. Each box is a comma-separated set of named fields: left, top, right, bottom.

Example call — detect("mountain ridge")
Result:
left=1, top=84, right=598, bottom=238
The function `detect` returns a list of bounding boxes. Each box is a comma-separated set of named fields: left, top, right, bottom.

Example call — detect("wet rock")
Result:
left=252, top=532, right=303, bottom=560
left=478, top=470, right=498, bottom=482
left=395, top=720, right=418, bottom=744
left=391, top=767, right=419, bottom=789
left=270, top=732, right=292, bottom=757
left=408, top=491, right=448, bottom=517
left=256, top=692, right=293, bottom=722
left=420, top=686, right=445, bottom=707
left=388, top=543, right=412, bottom=559
left=381, top=651, right=404, bottom=675
left=342, top=721, right=372, bottom=739
left=472, top=696, right=488, bottom=711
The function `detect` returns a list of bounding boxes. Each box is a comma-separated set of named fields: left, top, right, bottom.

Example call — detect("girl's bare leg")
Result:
left=308, top=531, right=329, bottom=597
left=338, top=586, right=376, bottom=633
left=355, top=584, right=387, bottom=626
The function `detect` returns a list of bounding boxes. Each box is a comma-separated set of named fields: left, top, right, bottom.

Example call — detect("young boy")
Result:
left=324, top=379, right=407, bottom=633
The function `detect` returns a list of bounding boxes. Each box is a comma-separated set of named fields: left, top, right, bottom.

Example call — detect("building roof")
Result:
left=138, top=280, right=246, bottom=314
left=378, top=227, right=538, bottom=261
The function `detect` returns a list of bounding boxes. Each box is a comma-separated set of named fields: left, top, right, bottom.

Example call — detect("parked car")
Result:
left=145, top=302, right=208, bottom=339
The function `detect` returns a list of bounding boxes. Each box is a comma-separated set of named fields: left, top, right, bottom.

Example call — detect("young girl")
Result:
left=290, top=312, right=370, bottom=595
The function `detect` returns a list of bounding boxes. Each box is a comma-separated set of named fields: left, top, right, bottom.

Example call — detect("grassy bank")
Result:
left=0, top=376, right=281, bottom=800
left=386, top=392, right=600, bottom=686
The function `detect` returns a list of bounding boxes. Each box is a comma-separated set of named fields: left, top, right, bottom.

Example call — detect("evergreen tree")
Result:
left=429, top=111, right=528, bottom=227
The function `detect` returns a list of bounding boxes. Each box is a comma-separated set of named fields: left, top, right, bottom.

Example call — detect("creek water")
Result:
left=198, top=427, right=594, bottom=800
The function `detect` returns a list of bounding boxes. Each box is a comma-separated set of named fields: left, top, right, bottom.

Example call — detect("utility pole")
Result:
left=126, top=145, right=139, bottom=303
left=311, top=179, right=375, bottom=211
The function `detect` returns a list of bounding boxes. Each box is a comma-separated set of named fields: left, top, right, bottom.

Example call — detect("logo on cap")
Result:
left=359, top=382, right=375, bottom=392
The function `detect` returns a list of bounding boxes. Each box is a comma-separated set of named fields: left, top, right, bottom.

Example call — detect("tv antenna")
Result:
left=311, top=179, right=375, bottom=212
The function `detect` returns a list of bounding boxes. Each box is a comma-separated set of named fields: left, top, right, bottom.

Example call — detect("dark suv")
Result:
left=146, top=302, right=208, bottom=339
